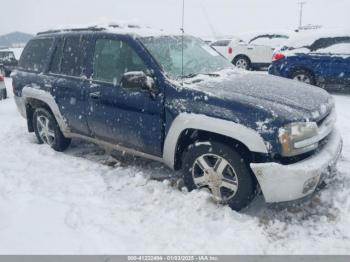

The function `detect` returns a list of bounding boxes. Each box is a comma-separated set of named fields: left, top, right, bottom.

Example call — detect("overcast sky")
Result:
left=2, top=0, right=350, bottom=37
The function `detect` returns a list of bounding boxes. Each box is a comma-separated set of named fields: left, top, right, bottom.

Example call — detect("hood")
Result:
left=184, top=70, right=334, bottom=122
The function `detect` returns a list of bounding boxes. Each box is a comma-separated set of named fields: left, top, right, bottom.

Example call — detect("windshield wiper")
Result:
left=181, top=72, right=220, bottom=79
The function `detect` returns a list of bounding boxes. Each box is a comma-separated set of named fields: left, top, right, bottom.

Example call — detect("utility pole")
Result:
left=298, top=1, right=306, bottom=29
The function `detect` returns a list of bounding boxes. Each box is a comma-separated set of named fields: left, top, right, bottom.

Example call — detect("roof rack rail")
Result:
left=37, top=26, right=105, bottom=35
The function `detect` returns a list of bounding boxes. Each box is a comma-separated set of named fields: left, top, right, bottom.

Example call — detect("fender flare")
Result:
left=162, top=113, right=268, bottom=169
left=21, top=86, right=69, bottom=134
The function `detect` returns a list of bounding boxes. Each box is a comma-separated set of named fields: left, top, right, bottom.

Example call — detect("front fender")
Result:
left=162, top=113, right=268, bottom=169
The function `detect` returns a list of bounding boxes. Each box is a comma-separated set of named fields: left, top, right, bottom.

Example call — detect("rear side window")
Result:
left=19, top=38, right=54, bottom=72
left=249, top=35, right=270, bottom=46
left=311, top=37, right=350, bottom=51
left=211, top=40, right=230, bottom=47
left=60, top=35, right=88, bottom=77
left=49, top=39, right=64, bottom=74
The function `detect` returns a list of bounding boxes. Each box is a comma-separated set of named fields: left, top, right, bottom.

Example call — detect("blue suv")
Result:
left=269, top=32, right=350, bottom=88
left=13, top=24, right=342, bottom=210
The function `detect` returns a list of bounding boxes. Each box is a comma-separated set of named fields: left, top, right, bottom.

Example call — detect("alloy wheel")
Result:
left=192, top=153, right=239, bottom=202
left=235, top=58, right=248, bottom=70
left=293, top=73, right=311, bottom=84
left=36, top=115, right=55, bottom=146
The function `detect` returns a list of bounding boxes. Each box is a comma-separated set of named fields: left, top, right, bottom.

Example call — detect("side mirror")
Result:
left=120, top=71, right=156, bottom=92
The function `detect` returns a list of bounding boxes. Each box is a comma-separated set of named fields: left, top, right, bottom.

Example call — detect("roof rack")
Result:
left=37, top=26, right=105, bottom=35
left=37, top=22, right=144, bottom=36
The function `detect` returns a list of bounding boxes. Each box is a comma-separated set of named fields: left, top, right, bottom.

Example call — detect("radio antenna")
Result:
left=181, top=0, right=185, bottom=85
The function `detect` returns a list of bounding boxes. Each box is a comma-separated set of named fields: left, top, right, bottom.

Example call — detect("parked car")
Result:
left=13, top=24, right=342, bottom=210
left=0, top=49, right=18, bottom=76
left=210, top=39, right=232, bottom=55
left=269, top=30, right=350, bottom=88
left=0, top=74, right=6, bottom=100
left=211, top=33, right=289, bottom=70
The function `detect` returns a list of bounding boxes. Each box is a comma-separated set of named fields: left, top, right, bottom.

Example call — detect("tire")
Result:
left=4, top=70, right=11, bottom=77
left=33, top=107, right=71, bottom=151
left=290, top=69, right=315, bottom=85
left=233, top=56, right=251, bottom=70
left=182, top=141, right=257, bottom=211
left=0, top=88, right=6, bottom=100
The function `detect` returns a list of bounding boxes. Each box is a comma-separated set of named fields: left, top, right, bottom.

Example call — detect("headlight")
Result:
left=278, top=122, right=318, bottom=157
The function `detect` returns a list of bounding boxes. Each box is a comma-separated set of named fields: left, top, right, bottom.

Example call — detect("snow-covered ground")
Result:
left=0, top=77, right=350, bottom=254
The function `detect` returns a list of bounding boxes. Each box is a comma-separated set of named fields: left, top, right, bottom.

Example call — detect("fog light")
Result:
left=302, top=176, right=320, bottom=194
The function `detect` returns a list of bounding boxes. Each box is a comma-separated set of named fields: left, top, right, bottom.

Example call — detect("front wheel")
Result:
left=33, top=108, right=71, bottom=151
left=182, top=141, right=257, bottom=211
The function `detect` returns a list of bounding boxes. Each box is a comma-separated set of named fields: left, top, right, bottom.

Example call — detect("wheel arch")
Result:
left=232, top=54, right=252, bottom=65
left=22, top=86, right=69, bottom=134
left=25, top=98, right=54, bottom=132
left=173, top=129, right=257, bottom=170
left=288, top=66, right=316, bottom=80
left=163, top=113, right=268, bottom=170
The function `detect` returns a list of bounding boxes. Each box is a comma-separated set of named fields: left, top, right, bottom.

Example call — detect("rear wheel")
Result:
left=291, top=69, right=315, bottom=85
left=182, top=141, right=257, bottom=211
left=233, top=56, right=251, bottom=70
left=33, top=108, right=71, bottom=151
left=0, top=88, right=6, bottom=100
left=4, top=70, right=11, bottom=77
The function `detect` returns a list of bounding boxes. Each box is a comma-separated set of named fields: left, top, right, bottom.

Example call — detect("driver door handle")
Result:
left=89, top=91, right=101, bottom=100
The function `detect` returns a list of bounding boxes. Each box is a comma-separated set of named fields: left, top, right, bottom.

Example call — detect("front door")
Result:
left=86, top=37, right=163, bottom=157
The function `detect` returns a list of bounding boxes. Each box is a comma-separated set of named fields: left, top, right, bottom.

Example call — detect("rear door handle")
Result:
left=89, top=91, right=101, bottom=100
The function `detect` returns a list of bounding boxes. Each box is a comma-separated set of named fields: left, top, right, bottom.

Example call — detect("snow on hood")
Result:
left=181, top=69, right=333, bottom=122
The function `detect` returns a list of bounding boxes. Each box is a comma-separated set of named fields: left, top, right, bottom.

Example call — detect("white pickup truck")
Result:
left=211, top=33, right=289, bottom=70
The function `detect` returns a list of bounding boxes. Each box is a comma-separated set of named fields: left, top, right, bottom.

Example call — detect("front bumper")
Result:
left=250, top=129, right=342, bottom=203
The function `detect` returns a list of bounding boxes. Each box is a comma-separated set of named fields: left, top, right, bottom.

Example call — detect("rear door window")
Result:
left=249, top=35, right=270, bottom=46
left=19, top=38, right=54, bottom=72
left=60, top=35, right=88, bottom=77
left=49, top=38, right=64, bottom=74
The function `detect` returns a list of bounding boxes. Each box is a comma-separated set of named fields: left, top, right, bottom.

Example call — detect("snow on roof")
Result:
left=284, top=28, right=350, bottom=48
left=38, top=21, right=170, bottom=38
left=235, top=30, right=292, bottom=42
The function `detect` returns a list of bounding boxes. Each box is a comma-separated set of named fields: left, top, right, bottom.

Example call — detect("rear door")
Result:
left=86, top=35, right=164, bottom=157
left=48, top=34, right=92, bottom=136
left=247, top=35, right=274, bottom=63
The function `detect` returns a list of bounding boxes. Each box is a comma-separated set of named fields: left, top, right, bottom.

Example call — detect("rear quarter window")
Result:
left=211, top=40, right=231, bottom=47
left=19, top=38, right=54, bottom=72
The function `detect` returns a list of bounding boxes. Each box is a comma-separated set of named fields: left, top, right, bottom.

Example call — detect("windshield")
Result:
left=140, top=35, right=233, bottom=79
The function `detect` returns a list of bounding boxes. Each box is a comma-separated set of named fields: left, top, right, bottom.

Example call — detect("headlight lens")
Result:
left=278, top=122, right=318, bottom=156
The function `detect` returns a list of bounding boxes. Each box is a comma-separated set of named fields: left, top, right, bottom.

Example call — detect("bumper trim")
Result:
left=251, top=129, right=342, bottom=203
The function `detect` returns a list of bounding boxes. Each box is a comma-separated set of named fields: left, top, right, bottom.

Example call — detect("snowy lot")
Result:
left=0, top=77, right=350, bottom=254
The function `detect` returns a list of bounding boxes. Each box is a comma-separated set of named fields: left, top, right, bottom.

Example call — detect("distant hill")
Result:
left=0, top=32, right=33, bottom=48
